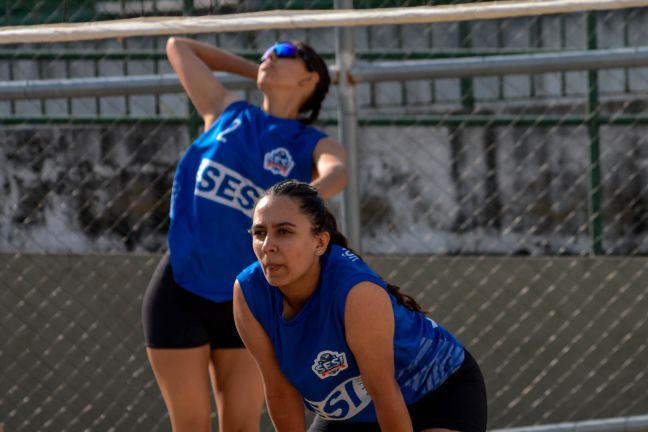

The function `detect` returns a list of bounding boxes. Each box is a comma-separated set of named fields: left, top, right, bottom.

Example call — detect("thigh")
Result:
left=146, top=345, right=212, bottom=431
left=409, top=350, right=487, bottom=432
left=141, top=254, right=209, bottom=348
left=210, top=348, right=264, bottom=431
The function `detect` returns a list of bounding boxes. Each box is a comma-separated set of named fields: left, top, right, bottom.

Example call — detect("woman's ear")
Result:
left=316, top=231, right=330, bottom=255
left=309, top=71, right=320, bottom=85
left=299, top=71, right=319, bottom=87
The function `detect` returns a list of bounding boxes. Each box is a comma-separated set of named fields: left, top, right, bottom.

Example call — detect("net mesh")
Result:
left=1, top=1, right=647, bottom=431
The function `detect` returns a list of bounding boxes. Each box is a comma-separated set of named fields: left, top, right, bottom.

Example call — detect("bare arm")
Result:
left=166, top=37, right=259, bottom=130
left=311, top=137, right=348, bottom=199
left=345, top=282, right=414, bottom=432
left=233, top=281, right=306, bottom=432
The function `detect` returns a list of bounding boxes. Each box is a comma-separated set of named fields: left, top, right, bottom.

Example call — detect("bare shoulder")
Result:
left=314, top=136, right=346, bottom=160
left=345, top=281, right=391, bottom=316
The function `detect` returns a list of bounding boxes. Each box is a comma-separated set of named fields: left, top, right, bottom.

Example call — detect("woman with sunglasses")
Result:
left=142, top=38, right=347, bottom=432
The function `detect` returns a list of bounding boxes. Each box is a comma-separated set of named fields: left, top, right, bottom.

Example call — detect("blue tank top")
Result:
left=237, top=245, right=465, bottom=422
left=169, top=101, right=325, bottom=302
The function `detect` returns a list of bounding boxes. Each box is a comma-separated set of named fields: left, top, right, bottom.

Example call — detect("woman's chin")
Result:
left=263, top=272, right=284, bottom=287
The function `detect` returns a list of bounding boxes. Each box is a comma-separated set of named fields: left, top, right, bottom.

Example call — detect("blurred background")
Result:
left=1, top=1, right=647, bottom=431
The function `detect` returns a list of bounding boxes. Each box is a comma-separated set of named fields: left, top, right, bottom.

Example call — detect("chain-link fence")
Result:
left=1, top=1, right=648, bottom=431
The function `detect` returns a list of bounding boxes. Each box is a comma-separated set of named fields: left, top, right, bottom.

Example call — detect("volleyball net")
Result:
left=1, top=1, right=648, bottom=431
left=2, top=0, right=648, bottom=43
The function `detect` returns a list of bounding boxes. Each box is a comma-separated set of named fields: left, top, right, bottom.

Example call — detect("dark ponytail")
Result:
left=322, top=209, right=348, bottom=250
left=261, top=180, right=426, bottom=314
left=292, top=41, right=330, bottom=125
left=386, top=283, right=427, bottom=314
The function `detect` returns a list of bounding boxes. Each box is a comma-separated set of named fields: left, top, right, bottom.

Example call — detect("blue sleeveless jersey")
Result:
left=237, top=245, right=465, bottom=422
left=169, top=101, right=325, bottom=302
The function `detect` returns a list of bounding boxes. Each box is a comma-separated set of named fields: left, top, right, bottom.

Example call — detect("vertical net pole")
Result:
left=334, top=0, right=361, bottom=251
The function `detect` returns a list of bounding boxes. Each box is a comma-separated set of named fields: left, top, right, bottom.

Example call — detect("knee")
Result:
left=218, top=405, right=263, bottom=432
left=218, top=418, right=260, bottom=432
left=170, top=411, right=212, bottom=432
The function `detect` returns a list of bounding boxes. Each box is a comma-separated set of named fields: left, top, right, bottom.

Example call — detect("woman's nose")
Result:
left=261, top=52, right=276, bottom=64
left=261, top=235, right=277, bottom=252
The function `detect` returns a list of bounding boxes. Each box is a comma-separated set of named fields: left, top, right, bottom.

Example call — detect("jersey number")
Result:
left=216, top=118, right=242, bottom=142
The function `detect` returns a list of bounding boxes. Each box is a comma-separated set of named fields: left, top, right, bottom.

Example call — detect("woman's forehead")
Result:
left=254, top=195, right=302, bottom=221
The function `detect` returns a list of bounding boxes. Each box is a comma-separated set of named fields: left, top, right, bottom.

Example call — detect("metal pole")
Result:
left=334, top=0, right=361, bottom=251
left=0, top=73, right=253, bottom=100
left=458, top=21, right=475, bottom=110
left=587, top=12, right=604, bottom=255
left=6, top=47, right=648, bottom=100
left=351, top=47, right=648, bottom=82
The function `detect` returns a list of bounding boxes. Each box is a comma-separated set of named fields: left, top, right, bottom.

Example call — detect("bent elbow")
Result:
left=166, top=36, right=191, bottom=58
left=336, top=164, right=349, bottom=193
left=165, top=36, right=178, bottom=55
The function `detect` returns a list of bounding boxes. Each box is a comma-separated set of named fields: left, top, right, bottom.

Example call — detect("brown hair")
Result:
left=260, top=179, right=427, bottom=314
left=292, top=41, right=330, bottom=125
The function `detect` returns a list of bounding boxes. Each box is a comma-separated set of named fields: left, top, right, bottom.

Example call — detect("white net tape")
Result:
left=1, top=0, right=648, bottom=44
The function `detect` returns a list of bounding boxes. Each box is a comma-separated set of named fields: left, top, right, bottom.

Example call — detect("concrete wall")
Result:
left=1, top=253, right=647, bottom=431
left=3, top=10, right=648, bottom=257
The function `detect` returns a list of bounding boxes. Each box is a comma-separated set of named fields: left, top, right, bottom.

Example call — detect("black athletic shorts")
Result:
left=141, top=254, right=245, bottom=349
left=308, top=350, right=487, bottom=432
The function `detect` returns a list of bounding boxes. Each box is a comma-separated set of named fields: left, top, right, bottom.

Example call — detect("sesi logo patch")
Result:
left=304, top=375, right=371, bottom=420
left=312, top=350, right=348, bottom=379
left=263, top=147, right=295, bottom=177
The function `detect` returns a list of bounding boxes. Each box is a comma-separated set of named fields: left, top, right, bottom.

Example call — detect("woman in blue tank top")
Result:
left=234, top=180, right=487, bottom=432
left=142, top=40, right=347, bottom=432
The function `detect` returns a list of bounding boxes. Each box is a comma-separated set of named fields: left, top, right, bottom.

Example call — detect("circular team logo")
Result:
left=263, top=147, right=295, bottom=177
left=312, top=350, right=348, bottom=379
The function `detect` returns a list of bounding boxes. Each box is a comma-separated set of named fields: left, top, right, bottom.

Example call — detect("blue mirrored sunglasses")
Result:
left=260, top=41, right=301, bottom=64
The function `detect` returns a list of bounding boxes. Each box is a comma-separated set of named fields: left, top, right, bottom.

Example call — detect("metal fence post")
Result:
left=459, top=21, right=475, bottom=110
left=334, top=0, right=361, bottom=251
left=587, top=11, right=603, bottom=255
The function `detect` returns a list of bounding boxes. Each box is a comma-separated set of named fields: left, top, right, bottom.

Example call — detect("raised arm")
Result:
left=166, top=37, right=259, bottom=130
left=345, top=282, right=414, bottom=432
left=233, top=281, right=306, bottom=432
left=311, top=137, right=347, bottom=199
